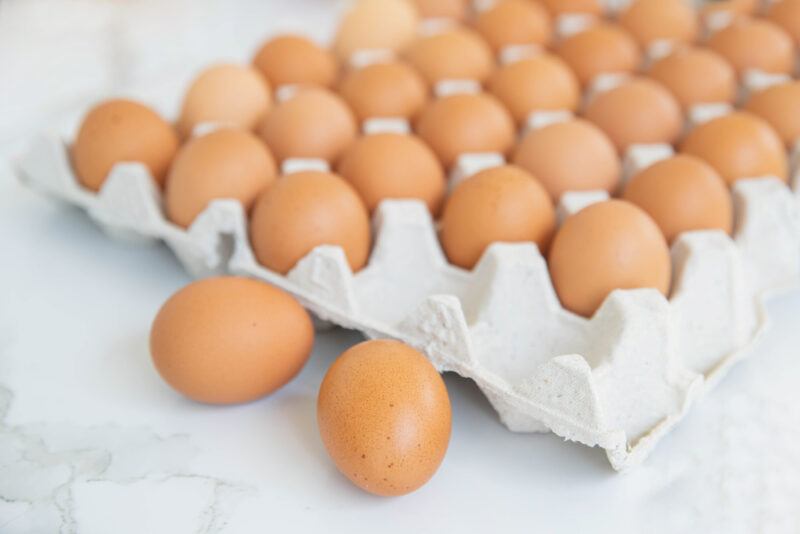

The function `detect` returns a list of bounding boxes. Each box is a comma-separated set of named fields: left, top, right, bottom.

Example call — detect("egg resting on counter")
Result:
left=402, top=28, right=495, bottom=87
left=744, top=81, right=800, bottom=149
left=333, top=0, right=419, bottom=61
left=555, top=23, right=642, bottom=87
left=337, top=61, right=428, bottom=122
left=617, top=0, right=698, bottom=47
left=706, top=18, right=795, bottom=77
left=766, top=0, right=800, bottom=46
left=472, top=0, right=553, bottom=53
left=253, top=35, right=338, bottom=89
left=646, top=47, right=737, bottom=110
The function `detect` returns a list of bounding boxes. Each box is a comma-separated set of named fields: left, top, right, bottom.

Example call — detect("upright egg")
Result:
left=336, top=133, right=446, bottom=214
left=402, top=28, right=495, bottom=87
left=337, top=61, right=428, bottom=121
left=647, top=47, right=737, bottom=110
left=258, top=88, right=357, bottom=164
left=334, top=0, right=419, bottom=60
left=72, top=99, right=179, bottom=191
left=680, top=111, right=788, bottom=184
left=249, top=170, right=371, bottom=274
left=487, top=54, right=581, bottom=125
left=583, top=77, right=683, bottom=153
left=706, top=18, right=795, bottom=77
left=317, top=339, right=451, bottom=497
left=415, top=92, right=515, bottom=167
left=410, top=0, right=470, bottom=20
left=555, top=23, right=642, bottom=87
left=512, top=119, right=621, bottom=201
left=538, top=0, right=604, bottom=16
left=253, top=35, right=338, bottom=89
left=473, top=0, right=553, bottom=53
left=618, top=0, right=698, bottom=47
left=744, top=81, right=800, bottom=148
left=766, top=0, right=800, bottom=46
left=439, top=165, right=556, bottom=269
left=548, top=199, right=671, bottom=317
left=622, top=155, right=733, bottom=243
left=165, top=129, right=277, bottom=228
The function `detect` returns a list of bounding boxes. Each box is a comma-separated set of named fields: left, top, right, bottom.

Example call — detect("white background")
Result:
left=1, top=1, right=800, bottom=532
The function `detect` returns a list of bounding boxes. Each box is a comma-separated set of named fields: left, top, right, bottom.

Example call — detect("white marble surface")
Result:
left=2, top=1, right=800, bottom=532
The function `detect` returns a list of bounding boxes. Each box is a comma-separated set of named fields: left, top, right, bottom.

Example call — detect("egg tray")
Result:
left=16, top=130, right=800, bottom=470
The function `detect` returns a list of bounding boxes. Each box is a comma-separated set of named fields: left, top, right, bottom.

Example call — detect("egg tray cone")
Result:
left=15, top=131, right=800, bottom=470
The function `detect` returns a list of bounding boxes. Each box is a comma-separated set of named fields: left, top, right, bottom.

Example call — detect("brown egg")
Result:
left=415, top=92, right=516, bottom=167
left=548, top=199, right=671, bottom=317
left=150, top=276, right=314, bottom=405
left=680, top=111, right=788, bottom=184
left=337, top=61, right=428, bottom=121
left=317, top=339, right=451, bottom=497
left=618, top=0, right=698, bottom=47
left=473, top=0, right=553, bottom=53
left=766, top=0, right=800, bottom=46
left=402, top=28, right=495, bottom=86
left=336, top=133, right=446, bottom=214
left=744, top=81, right=800, bottom=148
left=512, top=119, right=621, bottom=200
left=538, top=0, right=604, bottom=16
left=253, top=35, right=338, bottom=88
left=487, top=54, right=581, bottom=125
left=249, top=170, right=371, bottom=274
left=622, top=155, right=733, bottom=243
left=165, top=129, right=277, bottom=228
left=334, top=0, right=419, bottom=60
left=440, top=165, right=555, bottom=269
left=259, top=88, right=357, bottom=163
left=706, top=18, right=795, bottom=77
left=555, top=23, right=642, bottom=87
left=700, top=0, right=758, bottom=25
left=647, top=47, right=737, bottom=110
left=410, top=0, right=470, bottom=20
left=72, top=99, right=178, bottom=192
left=583, top=77, right=683, bottom=153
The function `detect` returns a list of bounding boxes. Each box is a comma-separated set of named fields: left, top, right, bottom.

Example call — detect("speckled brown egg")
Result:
left=253, top=35, right=338, bottom=88
left=647, top=47, right=737, bottom=110
left=539, top=0, right=604, bottom=16
left=512, top=118, right=621, bottom=200
left=555, top=23, right=642, bottom=87
left=165, top=129, right=277, bottom=228
left=622, top=154, right=733, bottom=243
left=150, top=276, right=314, bottom=405
left=583, top=77, right=683, bottom=153
left=317, top=339, right=451, bottom=497
left=415, top=92, right=515, bottom=167
left=440, top=165, right=555, bottom=269
left=706, top=18, right=795, bottom=77
left=336, top=133, right=446, bottom=214
left=680, top=111, right=788, bottom=184
left=744, top=81, right=800, bottom=148
left=402, top=28, right=495, bottom=86
left=72, top=99, right=179, bottom=191
left=548, top=199, right=671, bottom=317
left=249, top=170, right=371, bottom=274
left=258, top=88, right=357, bottom=163
left=337, top=61, right=428, bottom=121
left=410, top=0, right=470, bottom=20
left=618, top=0, right=698, bottom=47
left=766, top=0, right=800, bottom=46
left=473, top=0, right=553, bottom=53
left=334, top=0, right=419, bottom=60
left=487, top=54, right=581, bottom=125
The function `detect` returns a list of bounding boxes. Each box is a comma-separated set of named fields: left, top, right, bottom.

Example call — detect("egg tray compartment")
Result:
left=16, top=132, right=800, bottom=470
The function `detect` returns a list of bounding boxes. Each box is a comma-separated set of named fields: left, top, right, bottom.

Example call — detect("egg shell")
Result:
left=647, top=47, right=737, bottom=110
left=680, top=111, right=789, bottom=185
left=150, top=276, right=314, bottom=405
left=744, top=81, right=800, bottom=148
left=317, top=339, right=451, bottom=497
left=258, top=88, right=357, bottom=163
left=337, top=61, right=428, bottom=121
left=618, top=0, right=698, bottom=47
left=334, top=0, right=419, bottom=60
left=253, top=35, right=338, bottom=88
left=766, top=0, right=800, bottom=47
left=555, top=23, right=642, bottom=87
left=410, top=0, right=470, bottom=20
left=402, top=28, right=495, bottom=86
left=473, top=0, right=553, bottom=52
left=539, top=0, right=604, bottom=16
left=72, top=99, right=178, bottom=192
left=622, top=154, right=733, bottom=243
left=512, top=118, right=621, bottom=200
left=548, top=199, right=672, bottom=317
left=706, top=18, right=795, bottom=77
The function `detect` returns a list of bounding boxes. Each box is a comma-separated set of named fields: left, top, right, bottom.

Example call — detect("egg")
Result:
left=744, top=81, right=800, bottom=148
left=512, top=118, right=621, bottom=200
left=766, top=0, right=800, bottom=47
left=706, top=18, right=795, bottom=77
left=538, top=0, right=604, bottom=16
left=473, top=0, right=553, bottom=53
left=150, top=276, right=314, bottom=404
left=253, top=35, right=338, bottom=89
left=617, top=0, right=698, bottom=47
left=258, top=88, right=357, bottom=163
left=555, top=23, right=642, bottom=87
left=317, top=339, right=451, bottom=497
left=548, top=199, right=671, bottom=317
left=164, top=129, right=277, bottom=228
left=700, top=0, right=758, bottom=25
left=334, top=0, right=419, bottom=60
left=440, top=165, right=555, bottom=269
left=410, top=0, right=470, bottom=20
left=583, top=77, right=683, bottom=153
left=680, top=111, right=788, bottom=185
left=622, top=154, right=733, bottom=243
left=177, top=64, right=272, bottom=139
left=402, top=28, right=495, bottom=86
left=72, top=99, right=179, bottom=192
left=249, top=170, right=371, bottom=274
left=337, top=61, right=428, bottom=121
left=647, top=47, right=737, bottom=110
left=486, top=54, right=581, bottom=125
left=336, top=133, right=446, bottom=214
left=415, top=92, right=516, bottom=167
